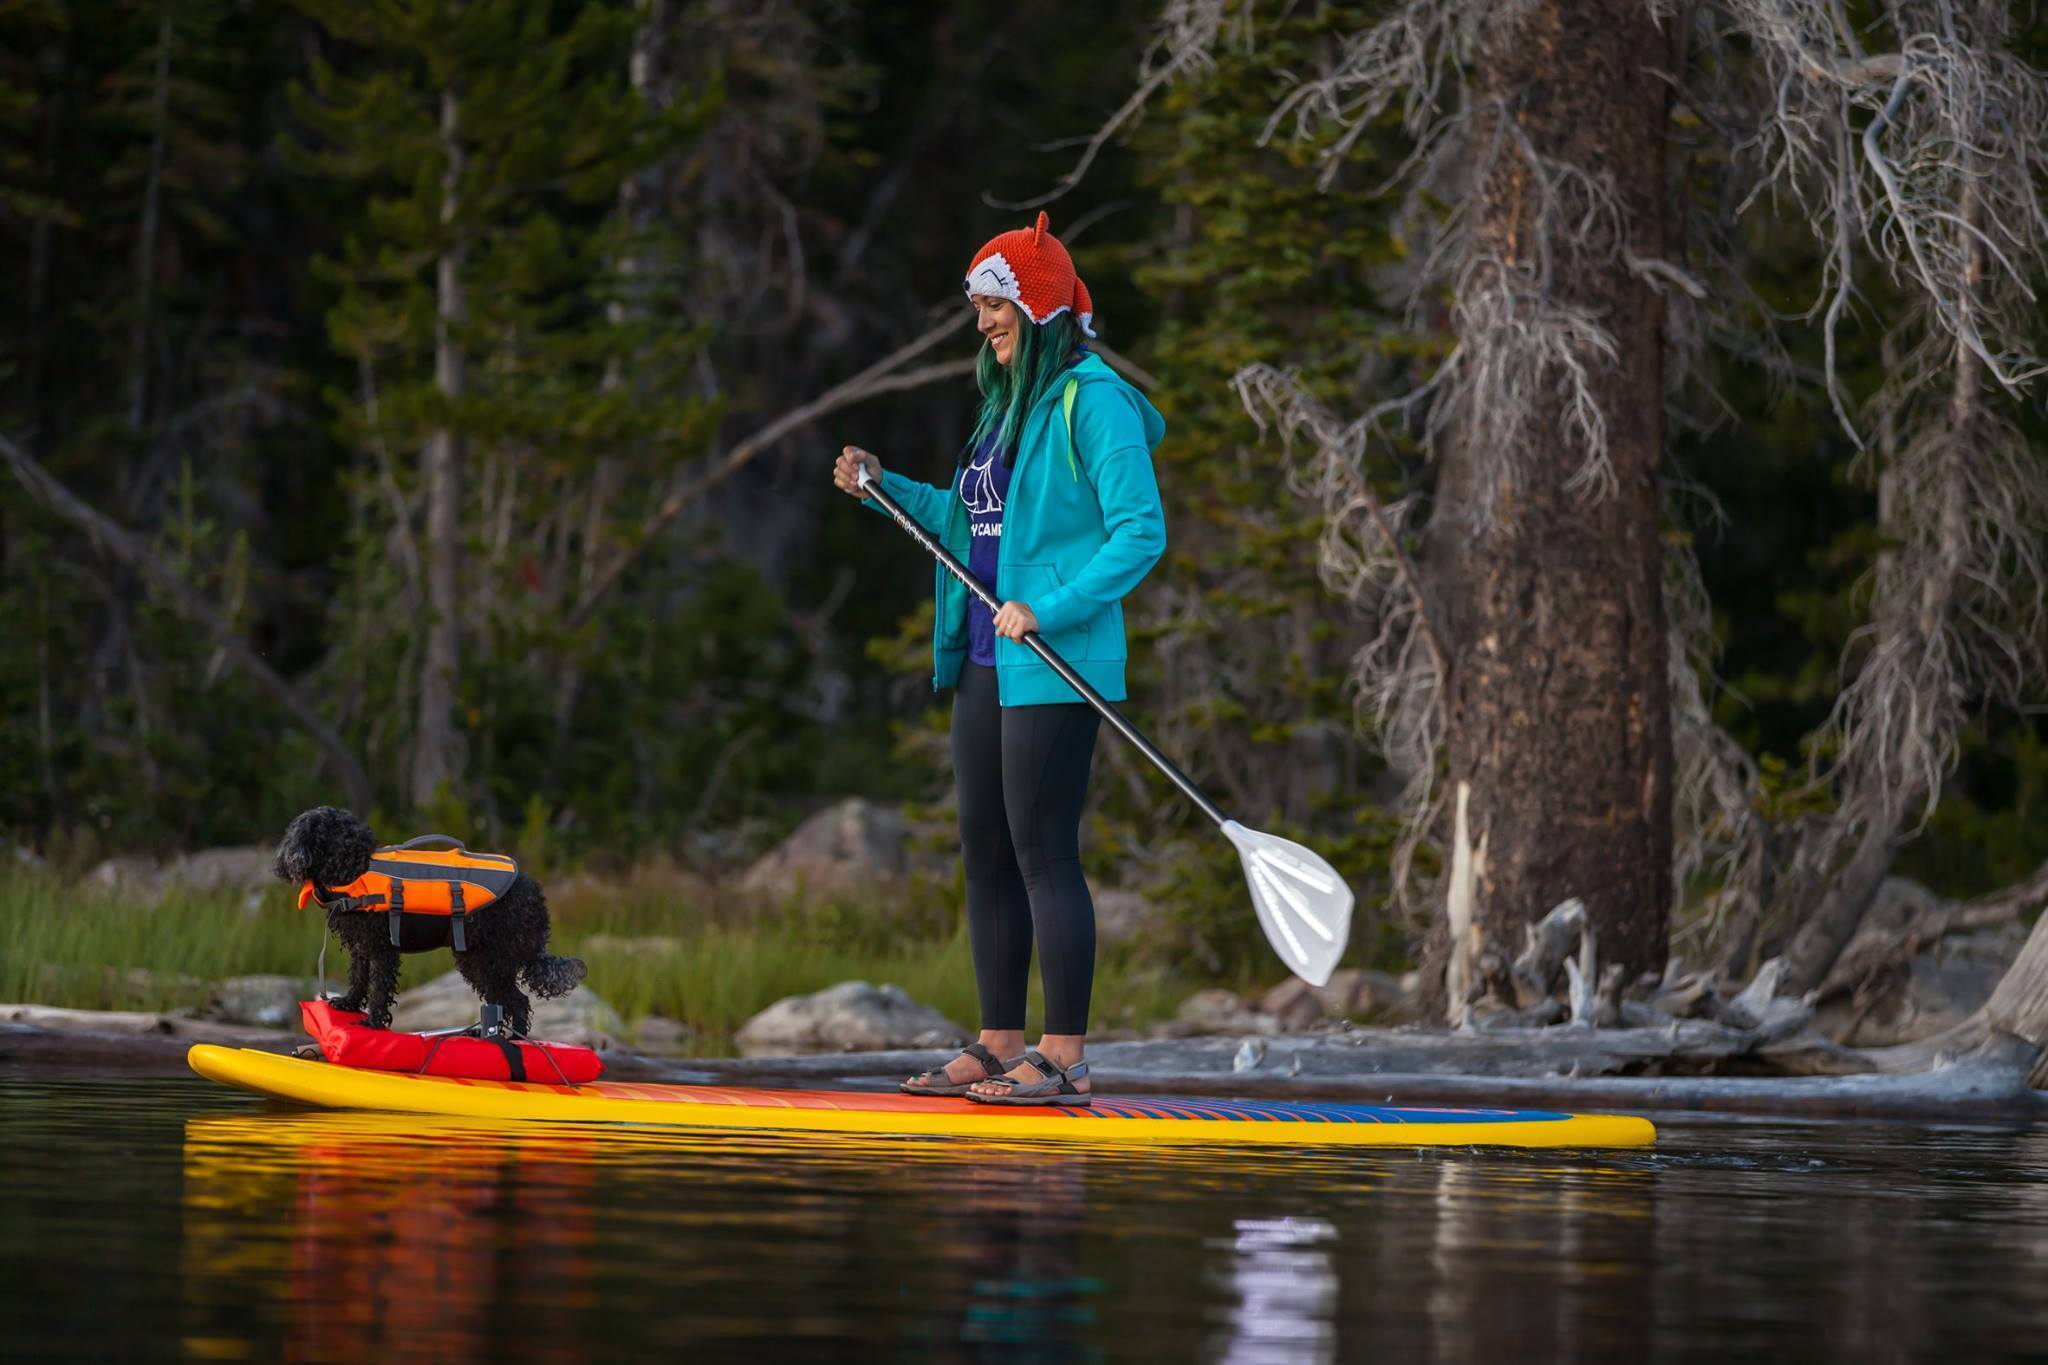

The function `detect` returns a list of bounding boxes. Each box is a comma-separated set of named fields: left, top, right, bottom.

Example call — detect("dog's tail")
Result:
left=522, top=952, right=587, bottom=1000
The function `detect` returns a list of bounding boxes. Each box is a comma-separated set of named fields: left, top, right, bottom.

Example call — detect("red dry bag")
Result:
left=299, top=1000, right=603, bottom=1084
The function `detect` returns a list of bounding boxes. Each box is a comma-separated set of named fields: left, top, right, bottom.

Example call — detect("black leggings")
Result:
left=951, top=663, right=1101, bottom=1036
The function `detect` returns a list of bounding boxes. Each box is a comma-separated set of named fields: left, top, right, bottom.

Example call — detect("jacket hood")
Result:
left=1062, top=351, right=1166, bottom=451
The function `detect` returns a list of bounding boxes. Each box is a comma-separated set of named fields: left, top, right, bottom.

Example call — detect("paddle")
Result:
left=857, top=465, right=1354, bottom=986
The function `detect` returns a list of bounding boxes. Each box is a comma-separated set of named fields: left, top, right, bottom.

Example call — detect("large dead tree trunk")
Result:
left=1431, top=0, right=1673, bottom=1020
left=411, top=84, right=465, bottom=807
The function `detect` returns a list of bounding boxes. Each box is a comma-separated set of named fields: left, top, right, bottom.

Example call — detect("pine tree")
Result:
left=287, top=0, right=715, bottom=815
left=1114, top=1, right=1410, bottom=974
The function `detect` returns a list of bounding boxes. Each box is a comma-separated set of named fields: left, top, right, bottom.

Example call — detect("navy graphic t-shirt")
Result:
left=958, top=431, right=1011, bottom=667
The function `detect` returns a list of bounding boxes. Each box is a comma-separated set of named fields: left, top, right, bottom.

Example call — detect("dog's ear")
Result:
left=275, top=806, right=378, bottom=884
left=333, top=808, right=377, bottom=874
left=273, top=809, right=313, bottom=883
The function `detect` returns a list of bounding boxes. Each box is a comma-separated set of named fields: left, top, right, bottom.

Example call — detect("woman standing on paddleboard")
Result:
left=832, top=212, right=1166, bottom=1107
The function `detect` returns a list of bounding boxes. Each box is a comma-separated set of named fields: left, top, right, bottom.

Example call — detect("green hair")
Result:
left=964, top=308, right=1084, bottom=465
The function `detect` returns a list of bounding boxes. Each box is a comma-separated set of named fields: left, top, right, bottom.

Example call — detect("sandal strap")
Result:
left=910, top=1044, right=1020, bottom=1089
left=1021, top=1051, right=1086, bottom=1093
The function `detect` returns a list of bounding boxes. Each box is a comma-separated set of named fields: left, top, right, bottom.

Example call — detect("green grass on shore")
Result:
left=0, top=862, right=1203, bottom=1053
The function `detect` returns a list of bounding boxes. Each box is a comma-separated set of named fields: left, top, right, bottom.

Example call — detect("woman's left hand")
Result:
left=992, top=601, right=1039, bottom=641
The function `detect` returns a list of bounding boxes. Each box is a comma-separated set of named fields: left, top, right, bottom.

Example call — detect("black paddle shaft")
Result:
left=860, top=472, right=1228, bottom=828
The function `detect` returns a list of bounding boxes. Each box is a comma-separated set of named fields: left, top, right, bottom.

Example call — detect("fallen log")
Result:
left=664, top=1031, right=2042, bottom=1119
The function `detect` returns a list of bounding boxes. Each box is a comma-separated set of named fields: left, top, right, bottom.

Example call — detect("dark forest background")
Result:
left=3, top=0, right=2043, bottom=981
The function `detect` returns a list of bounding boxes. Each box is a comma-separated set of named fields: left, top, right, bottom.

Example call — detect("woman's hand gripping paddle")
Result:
left=856, top=465, right=1353, bottom=986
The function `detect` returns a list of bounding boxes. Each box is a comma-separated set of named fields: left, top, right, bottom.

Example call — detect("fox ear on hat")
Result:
left=1032, top=210, right=1049, bottom=245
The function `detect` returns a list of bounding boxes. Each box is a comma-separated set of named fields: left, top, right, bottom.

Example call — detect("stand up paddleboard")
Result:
left=188, top=1046, right=1654, bottom=1149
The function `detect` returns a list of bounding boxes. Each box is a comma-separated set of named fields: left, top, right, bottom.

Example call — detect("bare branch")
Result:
left=565, top=311, right=976, bottom=629
left=986, top=0, right=1242, bottom=210
left=1233, top=362, right=1450, bottom=913
left=0, top=431, right=375, bottom=813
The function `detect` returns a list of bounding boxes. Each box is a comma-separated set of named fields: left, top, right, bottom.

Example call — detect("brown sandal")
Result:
left=899, top=1041, right=1013, bottom=1097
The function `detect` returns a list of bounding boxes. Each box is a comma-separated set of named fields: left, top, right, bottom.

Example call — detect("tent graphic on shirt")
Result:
left=960, top=446, right=1004, bottom=516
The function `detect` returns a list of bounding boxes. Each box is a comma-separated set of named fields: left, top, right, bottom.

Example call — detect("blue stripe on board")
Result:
left=1083, top=1098, right=1571, bottom=1125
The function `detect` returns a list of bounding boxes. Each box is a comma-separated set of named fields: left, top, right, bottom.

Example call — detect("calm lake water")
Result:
left=3, top=1077, right=2046, bottom=1361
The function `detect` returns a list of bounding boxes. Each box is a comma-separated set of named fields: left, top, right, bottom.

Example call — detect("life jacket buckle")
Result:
left=449, top=882, right=467, bottom=952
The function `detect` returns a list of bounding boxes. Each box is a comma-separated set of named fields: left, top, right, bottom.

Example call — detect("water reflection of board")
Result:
left=182, top=1115, right=600, bottom=1361
left=190, top=1046, right=1655, bottom=1148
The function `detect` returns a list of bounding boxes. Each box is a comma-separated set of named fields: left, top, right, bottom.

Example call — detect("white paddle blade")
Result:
left=1221, top=821, right=1353, bottom=987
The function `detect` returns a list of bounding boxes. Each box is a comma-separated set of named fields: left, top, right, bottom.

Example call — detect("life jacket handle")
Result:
left=389, top=834, right=468, bottom=852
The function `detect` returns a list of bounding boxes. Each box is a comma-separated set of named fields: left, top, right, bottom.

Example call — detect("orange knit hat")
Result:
left=963, top=211, right=1097, bottom=338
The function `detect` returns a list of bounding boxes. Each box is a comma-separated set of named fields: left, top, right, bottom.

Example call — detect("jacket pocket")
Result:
left=1004, top=562, right=1096, bottom=661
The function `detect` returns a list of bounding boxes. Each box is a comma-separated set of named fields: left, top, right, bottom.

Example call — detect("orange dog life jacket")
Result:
left=299, top=837, right=519, bottom=951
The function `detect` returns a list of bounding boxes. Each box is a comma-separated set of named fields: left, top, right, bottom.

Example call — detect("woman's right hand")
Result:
left=834, top=446, right=882, bottom=499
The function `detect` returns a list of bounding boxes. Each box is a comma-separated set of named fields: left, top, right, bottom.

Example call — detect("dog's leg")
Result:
left=457, top=950, right=533, bottom=1036
left=329, top=912, right=371, bottom=1014
left=365, top=945, right=403, bottom=1031
left=333, top=945, right=370, bottom=1014
left=497, top=984, right=534, bottom=1038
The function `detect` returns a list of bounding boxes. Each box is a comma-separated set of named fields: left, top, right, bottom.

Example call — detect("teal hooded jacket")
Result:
left=870, top=352, right=1167, bottom=706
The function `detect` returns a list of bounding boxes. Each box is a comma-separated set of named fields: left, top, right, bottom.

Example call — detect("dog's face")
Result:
left=274, top=807, right=378, bottom=889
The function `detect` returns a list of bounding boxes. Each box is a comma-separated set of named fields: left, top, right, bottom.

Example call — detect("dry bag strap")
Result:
left=488, top=1035, right=525, bottom=1082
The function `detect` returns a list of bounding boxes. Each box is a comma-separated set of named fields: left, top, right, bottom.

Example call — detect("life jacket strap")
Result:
left=311, top=885, right=387, bottom=916
left=450, top=882, right=468, bottom=952
left=389, top=878, right=406, bottom=947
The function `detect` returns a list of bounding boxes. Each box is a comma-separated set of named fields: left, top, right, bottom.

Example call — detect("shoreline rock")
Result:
left=389, top=970, right=624, bottom=1047
left=733, top=981, right=965, bottom=1056
left=738, top=798, right=940, bottom=904
left=214, top=975, right=322, bottom=1029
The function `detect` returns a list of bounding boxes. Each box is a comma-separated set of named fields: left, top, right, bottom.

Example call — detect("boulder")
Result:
left=388, top=969, right=623, bottom=1048
left=1337, top=968, right=1416, bottom=1022
left=732, top=981, right=966, bottom=1057
left=84, top=845, right=276, bottom=910
left=86, top=855, right=161, bottom=899
left=1152, top=988, right=1281, bottom=1039
left=633, top=1015, right=696, bottom=1055
left=164, top=846, right=275, bottom=897
left=214, top=975, right=321, bottom=1028
left=1816, top=923, right=2024, bottom=1048
left=1256, top=978, right=1325, bottom=1032
left=738, top=799, right=915, bottom=903
left=1255, top=968, right=1415, bottom=1031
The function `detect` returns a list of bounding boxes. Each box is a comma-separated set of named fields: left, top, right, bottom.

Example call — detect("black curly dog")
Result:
left=273, top=806, right=584, bottom=1035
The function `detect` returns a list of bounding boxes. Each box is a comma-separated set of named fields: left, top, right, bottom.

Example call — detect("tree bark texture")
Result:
left=412, top=84, right=466, bottom=806
left=1432, top=0, right=1673, bottom=1020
